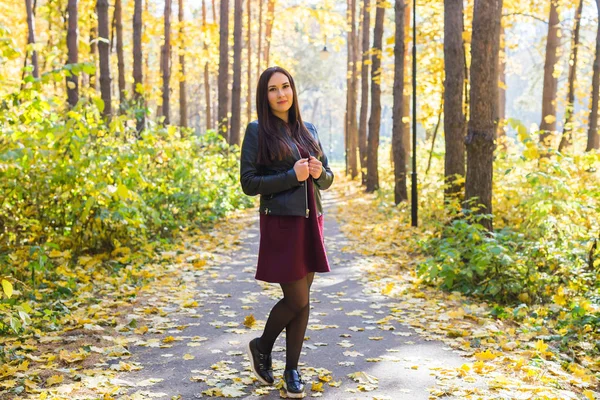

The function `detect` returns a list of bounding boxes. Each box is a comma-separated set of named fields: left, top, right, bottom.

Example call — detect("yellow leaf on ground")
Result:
left=243, top=314, right=256, bottom=328
left=474, top=349, right=498, bottom=361
left=46, top=375, right=64, bottom=386
left=183, top=354, right=195, bottom=360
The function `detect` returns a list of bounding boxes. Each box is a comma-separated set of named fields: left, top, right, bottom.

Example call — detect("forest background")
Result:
left=1, top=0, right=600, bottom=397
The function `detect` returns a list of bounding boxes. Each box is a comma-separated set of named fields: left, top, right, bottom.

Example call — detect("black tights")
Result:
left=258, top=272, right=314, bottom=370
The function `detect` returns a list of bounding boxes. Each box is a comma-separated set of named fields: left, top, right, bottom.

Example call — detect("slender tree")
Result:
left=366, top=0, right=385, bottom=193
left=346, top=0, right=359, bottom=178
left=587, top=0, right=600, bottom=152
left=558, top=0, right=584, bottom=153
left=66, top=0, right=78, bottom=107
left=465, top=0, right=503, bottom=231
left=497, top=25, right=506, bottom=146
left=264, top=0, right=275, bottom=67
left=392, top=0, right=407, bottom=203
left=97, top=0, right=112, bottom=117
left=230, top=0, right=243, bottom=145
left=246, top=0, right=252, bottom=124
left=539, top=0, right=560, bottom=150
left=444, top=0, right=466, bottom=200
left=257, top=0, right=263, bottom=76
left=115, top=0, right=125, bottom=108
left=161, top=0, right=173, bottom=125
left=202, top=0, right=212, bottom=130
left=358, top=0, right=370, bottom=185
left=89, top=21, right=98, bottom=89
left=402, top=0, right=411, bottom=165
left=179, top=0, right=188, bottom=127
left=133, top=0, right=144, bottom=132
left=218, top=0, right=230, bottom=136
left=25, top=0, right=39, bottom=78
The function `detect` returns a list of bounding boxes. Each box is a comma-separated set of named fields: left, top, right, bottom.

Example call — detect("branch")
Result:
left=503, top=12, right=547, bottom=24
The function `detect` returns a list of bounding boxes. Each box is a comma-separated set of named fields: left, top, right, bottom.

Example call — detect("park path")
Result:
left=119, top=188, right=470, bottom=399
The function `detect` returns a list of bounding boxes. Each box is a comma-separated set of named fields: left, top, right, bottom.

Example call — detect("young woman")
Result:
left=240, top=66, right=334, bottom=398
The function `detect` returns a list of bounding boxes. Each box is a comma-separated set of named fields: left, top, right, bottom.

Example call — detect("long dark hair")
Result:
left=255, top=66, right=322, bottom=165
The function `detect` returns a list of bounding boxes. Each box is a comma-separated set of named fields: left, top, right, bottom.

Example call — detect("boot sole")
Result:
left=282, top=380, right=306, bottom=398
left=246, top=340, right=273, bottom=386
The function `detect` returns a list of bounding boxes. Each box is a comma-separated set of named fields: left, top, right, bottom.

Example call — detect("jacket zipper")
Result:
left=293, top=143, right=310, bottom=219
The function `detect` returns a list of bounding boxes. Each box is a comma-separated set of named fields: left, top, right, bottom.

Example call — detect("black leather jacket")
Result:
left=240, top=120, right=334, bottom=218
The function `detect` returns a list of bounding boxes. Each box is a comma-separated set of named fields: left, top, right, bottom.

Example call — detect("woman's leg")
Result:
left=257, top=274, right=311, bottom=355
left=284, top=272, right=314, bottom=370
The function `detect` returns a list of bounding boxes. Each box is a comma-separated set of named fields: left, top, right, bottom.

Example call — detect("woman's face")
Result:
left=267, top=72, right=294, bottom=118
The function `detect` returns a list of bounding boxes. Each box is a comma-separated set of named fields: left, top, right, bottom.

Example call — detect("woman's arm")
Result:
left=307, top=123, right=334, bottom=191
left=240, top=122, right=302, bottom=196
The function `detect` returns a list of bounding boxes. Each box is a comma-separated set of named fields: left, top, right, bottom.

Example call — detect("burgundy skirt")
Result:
left=255, top=146, right=331, bottom=283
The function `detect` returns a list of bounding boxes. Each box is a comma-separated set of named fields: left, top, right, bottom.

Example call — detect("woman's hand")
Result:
left=294, top=158, right=310, bottom=181
left=308, top=156, right=323, bottom=179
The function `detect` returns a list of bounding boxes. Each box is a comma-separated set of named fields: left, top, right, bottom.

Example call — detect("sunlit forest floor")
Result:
left=1, top=171, right=598, bottom=399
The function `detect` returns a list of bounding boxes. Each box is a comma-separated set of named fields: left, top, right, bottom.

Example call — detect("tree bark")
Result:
left=230, top=0, right=243, bottom=145
left=67, top=0, right=78, bottom=107
left=366, top=0, right=385, bottom=193
left=257, top=0, right=263, bottom=77
left=402, top=0, right=411, bottom=167
left=246, top=0, right=252, bottom=125
left=202, top=0, right=212, bottom=131
left=179, top=0, right=188, bottom=128
left=587, top=0, right=600, bottom=152
left=90, top=22, right=98, bottom=90
left=444, top=0, right=466, bottom=201
left=347, top=0, right=359, bottom=178
left=25, top=0, right=39, bottom=78
left=358, top=0, right=369, bottom=185
left=133, top=0, right=144, bottom=132
left=161, top=0, right=173, bottom=125
left=218, top=0, right=230, bottom=137
left=264, top=0, right=275, bottom=67
left=465, top=0, right=503, bottom=231
left=97, top=0, right=112, bottom=118
left=115, top=0, right=125, bottom=109
left=539, top=0, right=560, bottom=150
left=392, top=0, right=407, bottom=203
left=558, top=0, right=583, bottom=153
left=497, top=24, right=506, bottom=147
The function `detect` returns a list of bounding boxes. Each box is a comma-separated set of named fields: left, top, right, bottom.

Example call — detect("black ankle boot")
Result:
left=247, top=338, right=274, bottom=385
left=283, top=369, right=305, bottom=398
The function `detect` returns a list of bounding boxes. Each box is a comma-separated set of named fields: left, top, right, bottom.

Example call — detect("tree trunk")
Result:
left=465, top=0, right=503, bottom=231
left=25, top=0, right=39, bottom=78
left=444, top=0, right=466, bottom=201
left=257, top=0, right=263, bottom=77
left=539, top=0, right=560, bottom=150
left=358, top=0, right=369, bottom=185
left=161, top=0, right=172, bottom=125
left=179, top=0, right=188, bottom=128
left=133, top=0, right=144, bottom=132
left=587, top=0, right=600, bottom=152
left=392, top=0, right=407, bottom=203
left=67, top=0, right=78, bottom=107
left=90, top=22, right=98, bottom=90
left=497, top=24, right=506, bottom=147
left=366, top=1, right=385, bottom=193
left=115, top=0, right=125, bottom=108
left=97, top=0, right=112, bottom=118
left=230, top=0, right=243, bottom=145
left=203, top=0, right=212, bottom=131
left=402, top=0, right=411, bottom=167
left=246, top=0, right=252, bottom=125
left=558, top=0, right=583, bottom=153
left=218, top=0, right=230, bottom=137
left=264, top=0, right=275, bottom=67
left=347, top=0, right=359, bottom=178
